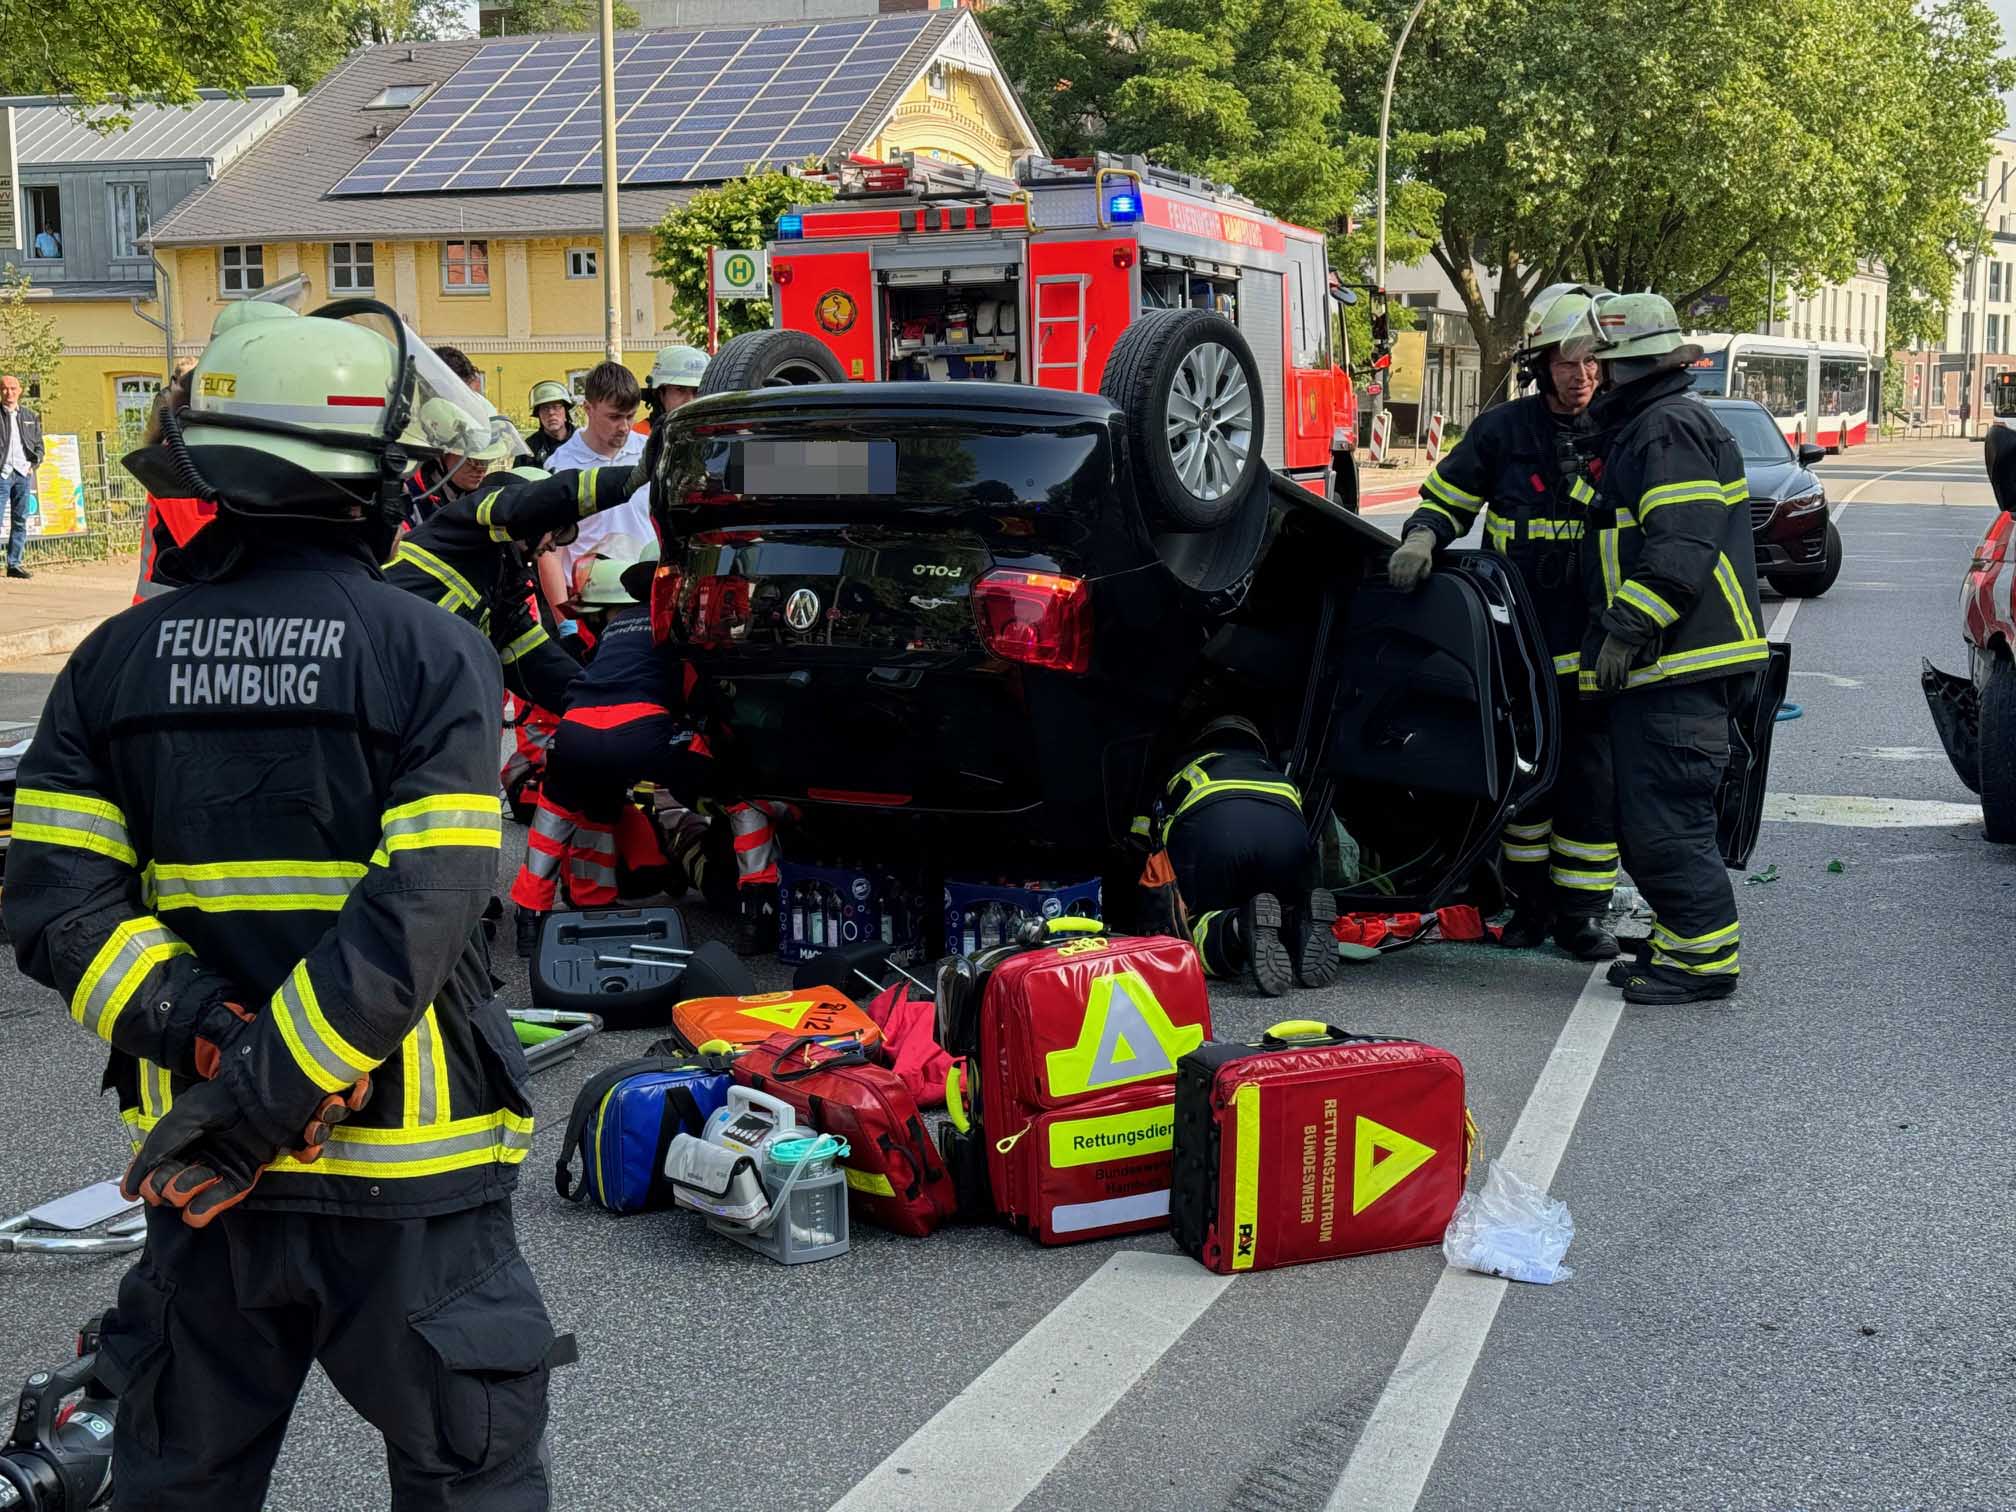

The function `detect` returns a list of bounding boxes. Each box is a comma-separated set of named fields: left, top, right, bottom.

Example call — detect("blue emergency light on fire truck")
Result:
left=764, top=151, right=1362, bottom=511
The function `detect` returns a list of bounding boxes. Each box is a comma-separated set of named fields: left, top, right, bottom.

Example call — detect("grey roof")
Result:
left=152, top=12, right=969, bottom=248
left=18, top=279, right=153, bottom=301
left=7, top=88, right=298, bottom=170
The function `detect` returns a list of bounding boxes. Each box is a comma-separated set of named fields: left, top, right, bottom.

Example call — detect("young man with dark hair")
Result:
left=541, top=361, right=647, bottom=617
left=435, top=345, right=483, bottom=392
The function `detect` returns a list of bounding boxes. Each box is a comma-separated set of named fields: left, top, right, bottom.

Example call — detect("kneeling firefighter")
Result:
left=1389, top=283, right=1622, bottom=960
left=3, top=301, right=562, bottom=1510
left=1143, top=717, right=1339, bottom=997
left=1580, top=292, right=1764, bottom=1006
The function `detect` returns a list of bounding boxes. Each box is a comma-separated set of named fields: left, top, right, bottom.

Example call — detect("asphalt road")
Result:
left=0, top=440, right=2007, bottom=1511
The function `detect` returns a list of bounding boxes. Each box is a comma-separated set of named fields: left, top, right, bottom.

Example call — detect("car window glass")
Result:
left=1716, top=404, right=1793, bottom=464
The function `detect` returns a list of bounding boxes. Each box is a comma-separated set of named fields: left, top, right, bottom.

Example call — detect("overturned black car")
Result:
left=642, top=314, right=1780, bottom=918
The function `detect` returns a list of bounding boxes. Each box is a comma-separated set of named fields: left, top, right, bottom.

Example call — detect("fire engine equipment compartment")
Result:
left=881, top=264, right=1021, bottom=383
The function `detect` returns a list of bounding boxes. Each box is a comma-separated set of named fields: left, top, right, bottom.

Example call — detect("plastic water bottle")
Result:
left=790, top=886, right=807, bottom=948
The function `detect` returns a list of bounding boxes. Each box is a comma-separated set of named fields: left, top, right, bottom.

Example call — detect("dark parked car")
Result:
left=1703, top=396, right=1842, bottom=597
left=640, top=318, right=1776, bottom=914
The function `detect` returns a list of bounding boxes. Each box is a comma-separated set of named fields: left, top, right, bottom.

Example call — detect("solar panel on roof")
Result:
left=331, top=11, right=937, bottom=195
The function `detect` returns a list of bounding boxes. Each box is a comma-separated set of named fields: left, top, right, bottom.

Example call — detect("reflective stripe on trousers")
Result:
left=726, top=800, right=785, bottom=888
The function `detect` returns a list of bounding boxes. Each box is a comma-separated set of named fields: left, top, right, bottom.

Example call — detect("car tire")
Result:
left=698, top=330, right=845, bottom=395
left=1100, top=309, right=1266, bottom=531
left=1980, top=663, right=2016, bottom=843
left=1769, top=518, right=1842, bottom=598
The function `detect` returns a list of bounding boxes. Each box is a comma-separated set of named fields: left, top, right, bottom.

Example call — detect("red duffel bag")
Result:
left=732, top=1033, right=957, bottom=1238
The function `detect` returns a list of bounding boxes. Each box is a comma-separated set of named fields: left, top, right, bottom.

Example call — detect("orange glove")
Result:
left=191, top=999, right=257, bottom=1080
left=123, top=1075, right=373, bottom=1228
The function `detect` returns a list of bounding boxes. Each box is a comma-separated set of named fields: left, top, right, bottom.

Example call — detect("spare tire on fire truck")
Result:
left=700, top=329, right=846, bottom=394
left=1100, top=309, right=1266, bottom=532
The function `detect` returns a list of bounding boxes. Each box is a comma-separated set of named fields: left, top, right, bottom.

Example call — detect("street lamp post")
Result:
left=1962, top=159, right=2011, bottom=438
left=598, top=0, right=623, bottom=362
left=1372, top=0, right=1429, bottom=425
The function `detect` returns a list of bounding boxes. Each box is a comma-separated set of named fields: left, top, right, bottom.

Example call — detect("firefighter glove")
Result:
left=1594, top=632, right=1636, bottom=692
left=1388, top=528, right=1437, bottom=592
left=189, top=998, right=257, bottom=1081
left=122, top=1073, right=372, bottom=1228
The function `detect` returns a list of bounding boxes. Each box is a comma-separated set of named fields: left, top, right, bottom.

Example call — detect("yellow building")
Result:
left=1, top=88, right=299, bottom=443
left=148, top=12, right=1039, bottom=426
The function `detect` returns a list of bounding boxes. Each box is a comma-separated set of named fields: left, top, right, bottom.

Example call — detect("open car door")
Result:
left=1716, top=641, right=1791, bottom=869
left=1299, top=549, right=1557, bottom=913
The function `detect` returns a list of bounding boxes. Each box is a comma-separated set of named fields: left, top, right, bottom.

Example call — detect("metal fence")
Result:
left=22, top=431, right=146, bottom=568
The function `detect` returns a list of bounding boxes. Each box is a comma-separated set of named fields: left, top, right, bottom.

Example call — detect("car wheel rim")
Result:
left=1167, top=341, right=1253, bottom=501
left=762, top=359, right=833, bottom=387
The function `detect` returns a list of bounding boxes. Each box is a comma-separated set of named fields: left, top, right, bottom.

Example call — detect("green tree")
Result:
left=482, top=0, right=639, bottom=38
left=1348, top=0, right=2012, bottom=400
left=250, top=0, right=470, bottom=92
left=650, top=171, right=837, bottom=344
left=0, top=268, right=63, bottom=410
left=0, top=0, right=275, bottom=118
left=981, top=0, right=1468, bottom=287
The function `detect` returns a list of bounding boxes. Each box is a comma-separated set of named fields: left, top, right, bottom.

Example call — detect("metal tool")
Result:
left=0, top=1182, right=146, bottom=1257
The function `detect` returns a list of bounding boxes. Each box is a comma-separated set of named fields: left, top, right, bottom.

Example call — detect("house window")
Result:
left=219, top=244, right=266, bottom=296
left=1992, top=265, right=2003, bottom=303
left=26, top=187, right=61, bottom=259
left=366, top=84, right=429, bottom=110
left=566, top=247, right=597, bottom=280
left=442, top=239, right=490, bottom=292
left=108, top=183, right=151, bottom=260
left=329, top=241, right=376, bottom=292
left=114, top=375, right=158, bottom=451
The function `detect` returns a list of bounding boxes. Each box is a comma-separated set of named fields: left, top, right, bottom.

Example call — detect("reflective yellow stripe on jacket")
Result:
left=146, top=858, right=368, bottom=914
left=387, top=541, right=481, bottom=611
left=71, top=916, right=191, bottom=1041
left=374, top=792, right=503, bottom=860
left=498, top=622, right=550, bottom=666
left=12, top=787, right=137, bottom=866
left=126, top=1101, right=535, bottom=1179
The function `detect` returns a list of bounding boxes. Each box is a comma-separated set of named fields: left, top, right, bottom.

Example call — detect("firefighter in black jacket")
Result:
left=385, top=409, right=643, bottom=713
left=1142, top=717, right=1339, bottom=998
left=1581, top=292, right=1767, bottom=1005
left=1390, top=283, right=1622, bottom=960
left=4, top=302, right=560, bottom=1509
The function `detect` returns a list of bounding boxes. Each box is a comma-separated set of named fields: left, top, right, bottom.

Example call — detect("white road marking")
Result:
left=1322, top=966, right=1624, bottom=1512
left=1763, top=793, right=1982, bottom=828
left=830, top=1252, right=1232, bottom=1512
left=1768, top=454, right=1967, bottom=642
left=1791, top=670, right=1863, bottom=688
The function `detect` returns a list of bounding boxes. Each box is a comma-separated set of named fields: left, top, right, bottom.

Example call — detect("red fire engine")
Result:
left=766, top=152, right=1362, bottom=509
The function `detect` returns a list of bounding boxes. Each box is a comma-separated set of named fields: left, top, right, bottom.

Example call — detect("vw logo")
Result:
left=783, top=588, right=822, bottom=631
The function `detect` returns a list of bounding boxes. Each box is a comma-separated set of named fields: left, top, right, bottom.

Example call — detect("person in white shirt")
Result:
left=0, top=374, right=44, bottom=579
left=539, top=361, right=646, bottom=616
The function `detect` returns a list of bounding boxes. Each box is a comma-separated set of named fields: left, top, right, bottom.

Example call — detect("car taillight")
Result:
left=1972, top=512, right=2013, bottom=571
left=690, top=575, right=752, bottom=645
left=648, top=565, right=683, bottom=645
left=972, top=569, right=1091, bottom=674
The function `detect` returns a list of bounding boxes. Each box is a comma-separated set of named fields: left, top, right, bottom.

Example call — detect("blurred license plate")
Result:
left=736, top=439, right=896, bottom=496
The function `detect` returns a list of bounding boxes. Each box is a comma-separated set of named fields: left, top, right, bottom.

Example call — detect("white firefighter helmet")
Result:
left=529, top=380, right=575, bottom=412
left=179, top=307, right=407, bottom=481
left=578, top=553, right=650, bottom=607
left=1520, top=283, right=1610, bottom=362
left=646, top=344, right=709, bottom=390
left=413, top=395, right=520, bottom=464
left=1590, top=292, right=1692, bottom=362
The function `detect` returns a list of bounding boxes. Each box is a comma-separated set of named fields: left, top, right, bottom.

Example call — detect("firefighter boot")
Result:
left=1241, top=894, right=1295, bottom=999
left=1291, top=888, right=1341, bottom=989
left=1553, top=914, right=1619, bottom=961
left=1607, top=936, right=1654, bottom=987
left=515, top=907, right=544, bottom=960
left=1616, top=962, right=1738, bottom=1006
left=734, top=883, right=780, bottom=957
left=1497, top=904, right=1552, bottom=950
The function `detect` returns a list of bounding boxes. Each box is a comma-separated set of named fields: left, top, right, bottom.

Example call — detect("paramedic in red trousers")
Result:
left=2, top=300, right=562, bottom=1509
left=1580, top=292, right=1766, bottom=1005
left=507, top=552, right=728, bottom=957
left=1390, top=283, right=1621, bottom=961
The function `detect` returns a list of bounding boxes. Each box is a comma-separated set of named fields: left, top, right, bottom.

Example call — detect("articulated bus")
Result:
left=1685, top=334, right=1872, bottom=451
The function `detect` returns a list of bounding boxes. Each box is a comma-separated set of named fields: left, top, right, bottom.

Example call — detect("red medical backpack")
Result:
left=939, top=921, right=1212, bottom=1245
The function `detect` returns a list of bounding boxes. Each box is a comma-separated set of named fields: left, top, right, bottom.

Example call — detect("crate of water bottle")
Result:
left=944, top=877, right=1102, bottom=956
left=778, top=862, right=917, bottom=964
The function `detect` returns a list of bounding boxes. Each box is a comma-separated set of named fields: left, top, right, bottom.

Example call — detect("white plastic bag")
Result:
left=1441, top=1160, right=1575, bottom=1284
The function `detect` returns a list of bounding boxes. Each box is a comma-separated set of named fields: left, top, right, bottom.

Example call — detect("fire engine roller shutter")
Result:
left=1239, top=267, right=1287, bottom=468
